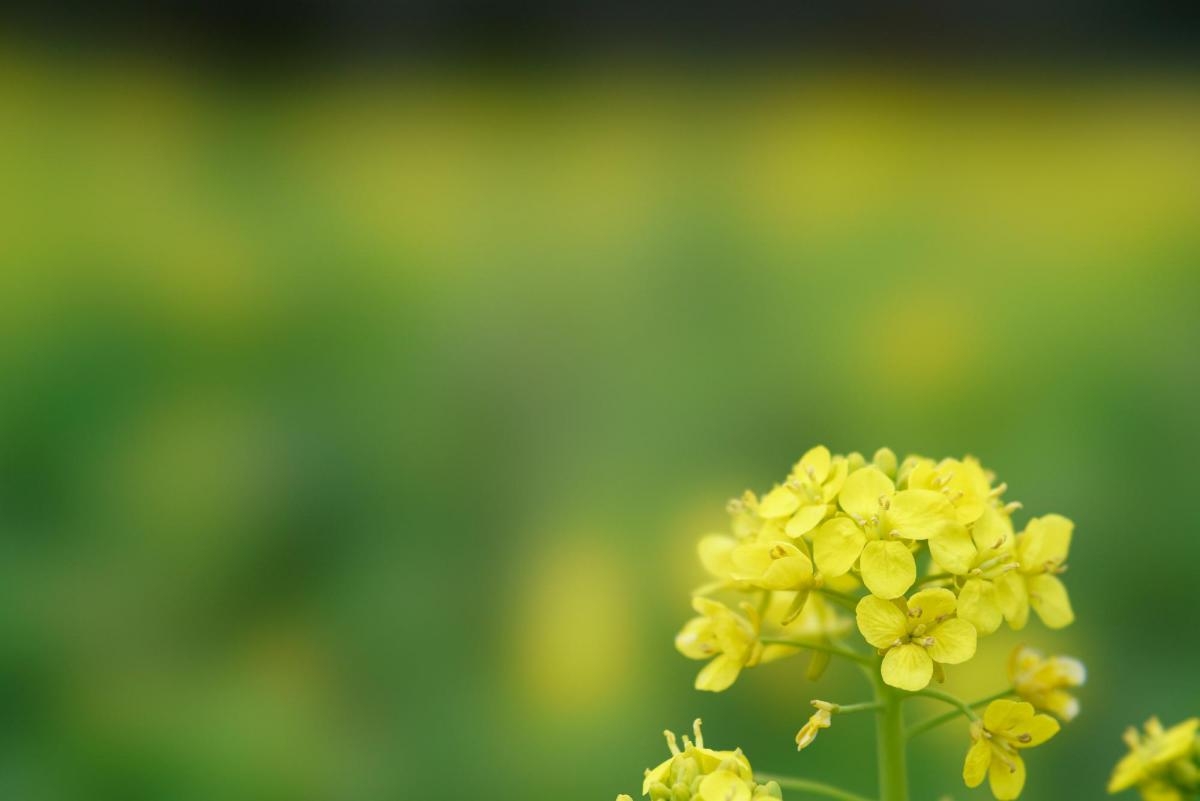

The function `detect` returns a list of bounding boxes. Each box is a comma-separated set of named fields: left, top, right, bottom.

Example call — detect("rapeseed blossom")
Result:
left=855, top=588, right=977, bottom=691
left=1008, top=645, right=1086, bottom=721
left=963, top=700, right=1060, bottom=800
left=617, top=720, right=783, bottom=801
left=1108, top=717, right=1200, bottom=801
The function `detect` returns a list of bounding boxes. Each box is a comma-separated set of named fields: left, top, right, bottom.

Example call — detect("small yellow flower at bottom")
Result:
left=963, top=699, right=1060, bottom=800
left=1108, top=717, right=1200, bottom=800
left=796, top=701, right=836, bottom=751
left=619, top=720, right=783, bottom=801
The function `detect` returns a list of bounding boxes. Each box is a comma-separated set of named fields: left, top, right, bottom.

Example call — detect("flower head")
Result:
left=1108, top=717, right=1200, bottom=800
left=621, top=720, right=784, bottom=801
left=1008, top=645, right=1086, bottom=721
left=963, top=700, right=1061, bottom=800
left=856, top=588, right=977, bottom=691
left=795, top=700, right=836, bottom=751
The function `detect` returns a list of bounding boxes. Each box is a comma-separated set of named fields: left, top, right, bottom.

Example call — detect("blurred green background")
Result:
left=1, top=44, right=1199, bottom=800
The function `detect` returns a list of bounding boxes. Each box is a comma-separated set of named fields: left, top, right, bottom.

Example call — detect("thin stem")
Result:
left=912, top=688, right=982, bottom=722
left=835, top=700, right=884, bottom=714
left=906, top=688, right=1013, bottom=739
left=760, top=638, right=874, bottom=666
left=756, top=774, right=877, bottom=801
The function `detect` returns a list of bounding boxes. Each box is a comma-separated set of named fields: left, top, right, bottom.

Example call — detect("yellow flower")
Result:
left=1108, top=717, right=1200, bottom=799
left=1008, top=645, right=1086, bottom=721
left=904, top=455, right=999, bottom=524
left=756, top=446, right=848, bottom=538
left=994, top=514, right=1075, bottom=630
left=796, top=700, right=836, bottom=751
left=855, top=588, right=978, bottom=691
left=963, top=700, right=1061, bottom=800
left=942, top=506, right=1017, bottom=634
left=676, top=597, right=791, bottom=692
left=625, top=720, right=784, bottom=801
left=813, top=466, right=964, bottom=599
left=728, top=539, right=819, bottom=622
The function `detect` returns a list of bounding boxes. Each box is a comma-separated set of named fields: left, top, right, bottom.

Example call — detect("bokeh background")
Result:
left=2, top=11, right=1200, bottom=800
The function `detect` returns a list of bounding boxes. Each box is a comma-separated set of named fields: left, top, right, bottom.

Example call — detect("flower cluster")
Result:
left=615, top=720, right=782, bottom=801
left=1109, top=717, right=1200, bottom=801
left=677, top=446, right=1077, bottom=693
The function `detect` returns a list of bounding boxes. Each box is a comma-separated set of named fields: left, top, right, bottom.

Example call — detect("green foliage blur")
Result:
left=2, top=46, right=1199, bottom=800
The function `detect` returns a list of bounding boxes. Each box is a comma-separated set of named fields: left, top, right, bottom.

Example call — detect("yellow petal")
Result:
left=695, top=654, right=744, bottom=692
left=1108, top=752, right=1145, bottom=793
left=988, top=751, right=1026, bottom=800
left=873, top=447, right=898, bottom=477
left=884, top=489, right=957, bottom=540
left=995, top=571, right=1030, bottom=630
left=958, top=578, right=1003, bottom=634
left=963, top=738, right=991, bottom=788
left=797, top=445, right=832, bottom=484
left=1020, top=514, right=1073, bottom=567
left=860, top=540, right=916, bottom=599
left=855, top=595, right=908, bottom=648
left=927, top=523, right=976, bottom=574
left=1140, top=780, right=1188, bottom=801
left=821, top=458, right=850, bottom=502
left=1040, top=689, right=1080, bottom=722
left=813, top=517, right=867, bottom=576
left=786, top=504, right=829, bottom=538
left=927, top=618, right=977, bottom=665
left=675, top=616, right=718, bottom=659
left=984, top=700, right=1036, bottom=734
left=972, top=506, right=1014, bottom=554
left=759, top=485, right=801, bottom=519
left=1028, top=574, right=1074, bottom=629
left=699, top=770, right=752, bottom=801
left=907, top=587, right=957, bottom=624
left=839, top=466, right=894, bottom=521
left=699, top=534, right=739, bottom=579
left=881, top=643, right=933, bottom=691
left=1010, top=713, right=1060, bottom=748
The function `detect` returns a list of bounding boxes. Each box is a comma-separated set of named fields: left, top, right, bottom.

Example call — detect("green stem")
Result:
left=906, top=688, right=1012, bottom=739
left=873, top=675, right=908, bottom=801
left=835, top=701, right=884, bottom=714
left=756, top=774, right=877, bottom=801
left=759, top=638, right=874, bottom=665
left=912, top=688, right=983, bottom=722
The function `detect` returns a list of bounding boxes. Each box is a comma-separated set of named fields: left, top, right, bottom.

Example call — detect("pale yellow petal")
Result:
left=759, top=485, right=801, bottom=519
left=984, top=699, right=1036, bottom=734
left=963, top=738, right=991, bottom=788
left=1040, top=689, right=1080, bottom=722
left=881, top=643, right=933, bottom=691
left=928, top=524, right=977, bottom=574
left=695, top=654, right=744, bottom=692
left=972, top=506, right=1014, bottom=554
left=786, top=504, right=829, bottom=538
left=1028, top=574, right=1074, bottom=629
left=1010, top=713, right=1060, bottom=748
left=761, top=552, right=814, bottom=591
left=958, top=578, right=1003, bottom=634
left=860, top=540, right=916, bottom=599
left=995, top=571, right=1029, bottom=629
left=821, top=458, right=849, bottom=501
left=855, top=594, right=908, bottom=648
left=872, top=447, right=898, bottom=477
left=699, top=770, right=752, bottom=801
left=797, top=445, right=832, bottom=483
left=675, top=616, right=718, bottom=659
left=1024, top=514, right=1073, bottom=565
left=988, top=751, right=1026, bottom=801
left=699, top=534, right=739, bottom=578
left=813, top=516, right=867, bottom=576
left=839, top=466, right=894, bottom=521
left=927, top=618, right=977, bottom=665
left=1108, top=752, right=1145, bottom=793
left=884, top=489, right=957, bottom=540
left=907, top=587, right=957, bottom=624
